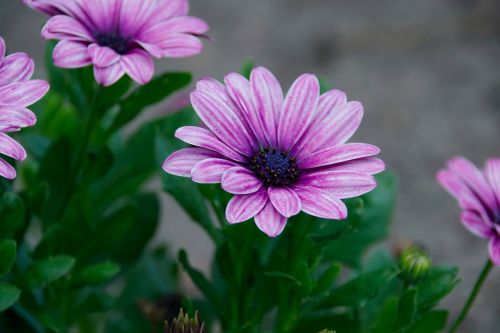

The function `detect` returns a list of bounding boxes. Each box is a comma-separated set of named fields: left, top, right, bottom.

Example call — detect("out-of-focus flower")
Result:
left=164, top=309, right=206, bottom=333
left=24, top=0, right=209, bottom=86
left=399, top=245, right=431, bottom=284
left=163, top=66, right=384, bottom=237
left=0, top=37, right=49, bottom=179
left=438, top=157, right=500, bottom=265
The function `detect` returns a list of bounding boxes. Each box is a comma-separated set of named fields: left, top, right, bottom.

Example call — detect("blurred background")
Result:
left=1, top=0, right=500, bottom=331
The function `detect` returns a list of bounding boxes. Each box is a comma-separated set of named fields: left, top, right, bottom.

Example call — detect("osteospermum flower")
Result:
left=438, top=157, right=500, bottom=265
left=163, top=67, right=385, bottom=237
left=0, top=37, right=49, bottom=179
left=25, top=0, right=208, bottom=86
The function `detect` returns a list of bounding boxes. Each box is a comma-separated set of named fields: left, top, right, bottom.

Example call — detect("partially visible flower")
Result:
left=437, top=157, right=500, bottom=265
left=399, top=245, right=431, bottom=284
left=164, top=309, right=206, bottom=333
left=0, top=37, right=49, bottom=179
left=25, top=0, right=209, bottom=86
left=163, top=66, right=384, bottom=237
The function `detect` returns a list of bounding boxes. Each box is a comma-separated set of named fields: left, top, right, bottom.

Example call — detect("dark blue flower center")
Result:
left=249, top=148, right=299, bottom=187
left=95, top=33, right=130, bottom=55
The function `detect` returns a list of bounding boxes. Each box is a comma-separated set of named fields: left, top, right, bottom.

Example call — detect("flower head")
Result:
left=163, top=67, right=385, bottom=237
left=399, top=245, right=432, bottom=284
left=25, top=0, right=209, bottom=86
left=0, top=37, right=49, bottom=179
left=438, top=157, right=500, bottom=265
left=164, top=309, right=206, bottom=333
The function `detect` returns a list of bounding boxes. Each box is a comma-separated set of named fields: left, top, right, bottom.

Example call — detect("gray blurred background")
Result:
left=2, top=0, right=500, bottom=331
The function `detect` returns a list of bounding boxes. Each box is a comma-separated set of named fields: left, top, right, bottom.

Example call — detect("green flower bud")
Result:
left=399, top=245, right=432, bottom=284
left=164, top=308, right=206, bottom=333
left=318, top=330, right=335, bottom=333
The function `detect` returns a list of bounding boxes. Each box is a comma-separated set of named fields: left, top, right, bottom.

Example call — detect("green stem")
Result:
left=448, top=259, right=493, bottom=333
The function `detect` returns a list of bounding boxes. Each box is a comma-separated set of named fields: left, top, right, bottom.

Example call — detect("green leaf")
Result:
left=371, top=297, right=398, bottom=333
left=0, top=284, right=21, bottom=312
left=406, top=310, right=448, bottom=333
left=417, top=266, right=459, bottom=310
left=109, top=72, right=191, bottom=132
left=24, top=255, right=76, bottom=289
left=0, top=240, right=16, bottom=277
left=314, top=263, right=342, bottom=294
left=241, top=60, right=255, bottom=79
left=0, top=192, right=25, bottom=239
left=394, top=288, right=418, bottom=330
left=78, top=261, right=121, bottom=285
left=264, top=271, right=303, bottom=287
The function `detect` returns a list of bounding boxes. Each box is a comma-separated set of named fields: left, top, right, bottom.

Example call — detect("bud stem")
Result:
left=448, top=259, right=493, bottom=333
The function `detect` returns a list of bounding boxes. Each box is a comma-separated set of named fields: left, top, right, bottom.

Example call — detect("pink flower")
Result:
left=163, top=67, right=385, bottom=237
left=0, top=37, right=49, bottom=179
left=25, top=0, right=209, bottom=86
left=438, top=157, right=500, bottom=265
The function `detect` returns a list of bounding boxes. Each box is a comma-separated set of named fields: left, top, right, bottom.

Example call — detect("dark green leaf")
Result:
left=406, top=310, right=448, bottom=333
left=395, top=288, right=418, bottom=330
left=417, top=266, right=459, bottom=310
left=264, top=271, right=303, bottom=287
left=0, top=284, right=21, bottom=312
left=314, top=263, right=342, bottom=294
left=241, top=60, right=255, bottom=79
left=23, top=255, right=76, bottom=289
left=78, top=261, right=121, bottom=285
left=371, top=297, right=398, bottom=333
left=0, top=239, right=16, bottom=277
left=0, top=192, right=25, bottom=239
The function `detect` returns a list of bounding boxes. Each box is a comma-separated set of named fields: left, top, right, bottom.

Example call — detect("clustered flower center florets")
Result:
left=95, top=33, right=130, bottom=55
left=248, top=148, right=299, bottom=187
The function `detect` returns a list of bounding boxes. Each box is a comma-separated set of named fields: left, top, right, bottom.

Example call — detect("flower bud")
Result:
left=399, top=245, right=432, bottom=284
left=164, top=308, right=206, bottom=333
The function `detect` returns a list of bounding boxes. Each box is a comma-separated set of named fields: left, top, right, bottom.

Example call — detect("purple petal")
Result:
left=147, top=0, right=189, bottom=23
left=489, top=237, right=500, bottom=266
left=0, top=53, right=34, bottom=85
left=41, top=15, right=93, bottom=41
left=162, top=147, right=218, bottom=177
left=294, top=185, right=348, bottom=219
left=88, top=44, right=121, bottom=67
left=191, top=158, right=237, bottom=184
left=224, top=72, right=267, bottom=145
left=140, top=17, right=208, bottom=40
left=461, top=211, right=493, bottom=239
left=321, top=157, right=385, bottom=175
left=81, top=0, right=120, bottom=33
left=299, top=171, right=377, bottom=199
left=0, top=133, right=27, bottom=161
left=250, top=66, right=283, bottom=147
left=93, top=62, right=125, bottom=87
left=175, top=126, right=246, bottom=162
left=0, top=37, right=5, bottom=62
left=53, top=40, right=92, bottom=68
left=278, top=74, right=319, bottom=149
left=484, top=158, right=500, bottom=205
left=23, top=0, right=70, bottom=15
left=268, top=187, right=301, bottom=218
left=254, top=201, right=287, bottom=237
left=121, top=49, right=154, bottom=85
left=0, top=106, right=37, bottom=131
left=150, top=33, right=203, bottom=58
left=225, top=189, right=268, bottom=224
left=0, top=157, right=16, bottom=180
left=221, top=166, right=263, bottom=194
left=118, top=0, right=157, bottom=37
left=190, top=90, right=254, bottom=156
left=0, top=80, right=49, bottom=107
left=299, top=143, right=381, bottom=169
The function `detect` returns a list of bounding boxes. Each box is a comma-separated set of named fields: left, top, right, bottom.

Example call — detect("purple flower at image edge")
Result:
left=24, top=0, right=209, bottom=86
left=163, top=66, right=385, bottom=237
left=0, top=37, right=49, bottom=180
left=438, top=157, right=500, bottom=265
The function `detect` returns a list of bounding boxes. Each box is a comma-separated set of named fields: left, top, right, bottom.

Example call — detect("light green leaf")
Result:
left=24, top=256, right=76, bottom=289
left=0, top=284, right=21, bottom=312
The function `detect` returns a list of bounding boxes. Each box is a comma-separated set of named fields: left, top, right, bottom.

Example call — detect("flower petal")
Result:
left=250, top=66, right=283, bottom=147
left=140, top=16, right=208, bottom=41
left=162, top=147, right=219, bottom=177
left=190, top=90, right=254, bottom=156
left=294, top=185, right=348, bottom=219
left=299, top=171, right=377, bottom=199
left=222, top=166, right=263, bottom=194
left=226, top=189, right=268, bottom=224
left=53, top=40, right=92, bottom=68
left=120, top=49, right=154, bottom=85
left=321, top=157, right=385, bottom=175
left=0, top=106, right=37, bottom=131
left=0, top=80, right=49, bottom=107
left=299, top=143, right=381, bottom=169
left=489, top=236, right=500, bottom=266
left=0, top=133, right=26, bottom=161
left=41, top=15, right=93, bottom=41
left=0, top=37, right=5, bottom=62
left=175, top=126, right=246, bottom=162
left=88, top=43, right=121, bottom=67
left=484, top=158, right=500, bottom=205
left=0, top=53, right=34, bottom=85
left=254, top=201, right=287, bottom=237
left=0, top=157, right=16, bottom=180
left=191, top=158, right=237, bottom=184
left=268, top=187, right=301, bottom=218
left=93, top=62, right=125, bottom=87
left=153, top=33, right=204, bottom=58
left=461, top=211, right=493, bottom=239
left=278, top=74, right=319, bottom=149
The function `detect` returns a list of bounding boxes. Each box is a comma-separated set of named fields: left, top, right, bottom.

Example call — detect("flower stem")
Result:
left=448, top=259, right=493, bottom=333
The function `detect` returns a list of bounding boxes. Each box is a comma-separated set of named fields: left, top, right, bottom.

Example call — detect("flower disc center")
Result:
left=95, top=33, right=130, bottom=55
left=249, top=148, right=299, bottom=187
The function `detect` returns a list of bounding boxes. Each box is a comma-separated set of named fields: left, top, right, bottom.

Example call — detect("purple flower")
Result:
left=25, top=0, right=209, bottom=86
left=438, top=157, right=500, bottom=265
left=0, top=37, right=49, bottom=179
left=163, top=67, right=385, bottom=237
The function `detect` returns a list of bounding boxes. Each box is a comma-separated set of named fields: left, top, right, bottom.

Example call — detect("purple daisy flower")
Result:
left=163, top=67, right=385, bottom=237
left=0, top=37, right=49, bottom=179
left=438, top=157, right=500, bottom=265
left=25, top=0, right=209, bottom=86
